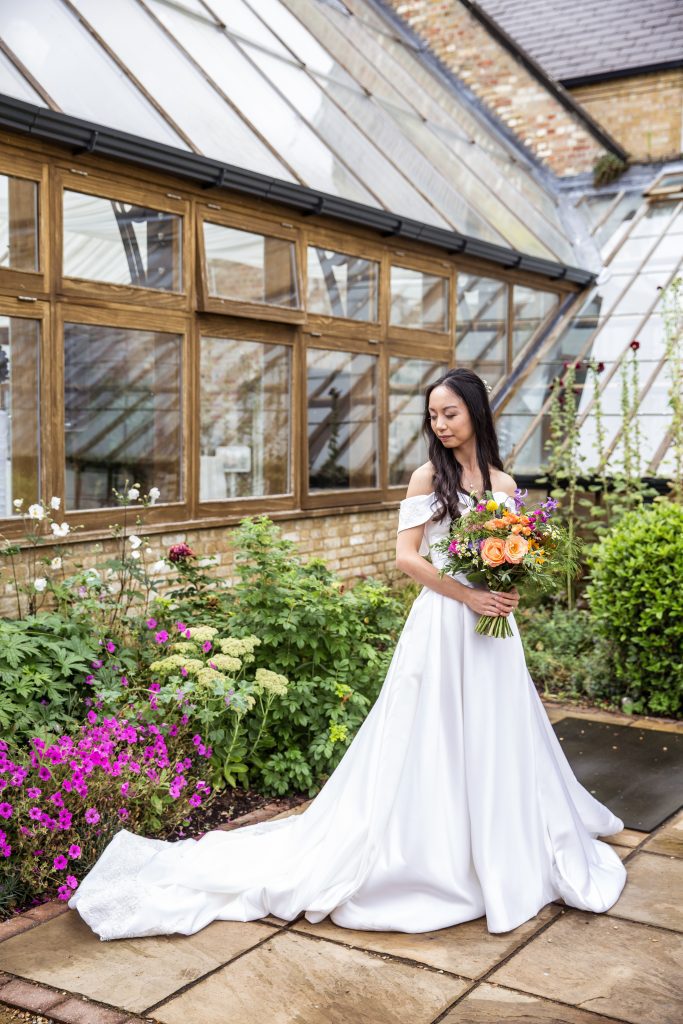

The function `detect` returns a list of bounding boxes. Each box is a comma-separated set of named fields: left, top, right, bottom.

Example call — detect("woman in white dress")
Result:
left=69, top=368, right=626, bottom=941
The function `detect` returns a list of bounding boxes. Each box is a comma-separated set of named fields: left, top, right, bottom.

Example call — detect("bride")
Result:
left=69, top=367, right=626, bottom=941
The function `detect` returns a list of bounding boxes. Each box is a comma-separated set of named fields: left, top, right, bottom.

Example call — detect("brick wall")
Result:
left=0, top=509, right=405, bottom=619
left=570, top=70, right=683, bottom=162
left=382, top=0, right=610, bottom=175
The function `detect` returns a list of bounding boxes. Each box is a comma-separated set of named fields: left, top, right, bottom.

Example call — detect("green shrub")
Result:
left=518, top=603, right=613, bottom=703
left=586, top=500, right=683, bottom=716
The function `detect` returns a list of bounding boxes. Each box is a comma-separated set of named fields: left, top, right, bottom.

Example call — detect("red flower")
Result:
left=574, top=361, right=582, bottom=369
left=630, top=340, right=640, bottom=351
left=168, top=543, right=195, bottom=562
left=597, top=362, right=605, bottom=372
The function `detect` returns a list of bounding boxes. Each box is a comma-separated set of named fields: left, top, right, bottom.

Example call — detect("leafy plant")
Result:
left=592, top=154, right=627, bottom=187
left=585, top=500, right=683, bottom=716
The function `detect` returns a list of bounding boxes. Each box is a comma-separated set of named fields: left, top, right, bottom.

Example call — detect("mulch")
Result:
left=167, top=785, right=311, bottom=840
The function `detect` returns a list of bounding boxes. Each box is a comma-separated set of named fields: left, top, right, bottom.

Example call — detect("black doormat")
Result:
left=551, top=717, right=682, bottom=832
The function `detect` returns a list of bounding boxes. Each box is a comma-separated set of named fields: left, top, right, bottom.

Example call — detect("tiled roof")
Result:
left=477, top=0, right=683, bottom=83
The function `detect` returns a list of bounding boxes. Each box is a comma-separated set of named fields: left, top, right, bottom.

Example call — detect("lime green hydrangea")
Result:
left=170, top=641, right=200, bottom=655
left=186, top=625, right=218, bottom=643
left=329, top=723, right=348, bottom=743
left=209, top=653, right=242, bottom=673
left=217, top=635, right=262, bottom=657
left=149, top=654, right=204, bottom=676
left=195, top=667, right=228, bottom=688
left=253, top=668, right=288, bottom=696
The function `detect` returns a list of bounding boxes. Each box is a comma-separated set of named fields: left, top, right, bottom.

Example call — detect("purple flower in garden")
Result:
left=53, top=855, right=68, bottom=870
left=118, top=808, right=129, bottom=819
left=176, top=621, right=187, bottom=632
left=84, top=807, right=100, bottom=824
left=146, top=618, right=157, bottom=629
left=148, top=682, right=161, bottom=693
left=180, top=666, right=188, bottom=678
left=189, top=793, right=202, bottom=808
left=87, top=711, right=97, bottom=725
left=192, top=735, right=202, bottom=747
left=27, top=787, right=41, bottom=799
left=68, top=844, right=81, bottom=859
left=91, top=659, right=103, bottom=670
left=0, top=844, right=11, bottom=857
left=57, top=885, right=72, bottom=901
left=202, top=641, right=212, bottom=653
left=38, top=766, right=52, bottom=782
left=120, top=782, right=130, bottom=796
left=513, top=487, right=528, bottom=512
left=184, top=629, right=191, bottom=639
left=0, top=803, right=13, bottom=819
left=181, top=714, right=189, bottom=725
left=84, top=675, right=94, bottom=686
left=66, top=875, right=78, bottom=890
left=120, top=676, right=129, bottom=687
left=169, top=724, right=178, bottom=737
left=29, top=807, right=42, bottom=820
left=105, top=641, right=116, bottom=654
left=155, top=630, right=169, bottom=644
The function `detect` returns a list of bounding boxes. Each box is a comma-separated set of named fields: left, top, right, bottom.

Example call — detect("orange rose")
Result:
left=504, top=535, right=529, bottom=564
left=481, top=536, right=506, bottom=566
left=511, top=524, right=524, bottom=534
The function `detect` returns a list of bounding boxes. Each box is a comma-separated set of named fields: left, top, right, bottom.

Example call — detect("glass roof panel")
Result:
left=0, top=0, right=188, bottom=147
left=203, top=0, right=292, bottom=56
left=75, top=0, right=294, bottom=177
left=239, top=43, right=450, bottom=226
left=0, top=47, right=48, bottom=105
left=146, top=0, right=375, bottom=202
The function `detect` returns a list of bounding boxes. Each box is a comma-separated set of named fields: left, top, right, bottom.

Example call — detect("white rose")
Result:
left=128, top=534, right=142, bottom=549
left=127, top=488, right=140, bottom=501
left=148, top=487, right=160, bottom=503
left=50, top=556, right=62, bottom=571
left=50, top=496, right=61, bottom=510
left=28, top=504, right=44, bottom=520
left=150, top=560, right=167, bottom=575
left=12, top=498, right=23, bottom=510
left=34, top=577, right=47, bottom=592
left=130, top=549, right=141, bottom=560
left=51, top=522, right=70, bottom=538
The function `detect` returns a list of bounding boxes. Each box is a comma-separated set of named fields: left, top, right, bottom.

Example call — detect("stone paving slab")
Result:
left=292, top=904, right=559, bottom=979
left=152, top=927, right=470, bottom=1024
left=490, top=911, right=683, bottom=1024
left=441, top=981, right=631, bottom=1022
left=600, top=827, right=647, bottom=848
left=0, top=910, right=278, bottom=1014
left=641, top=809, right=683, bottom=858
left=606, top=850, right=683, bottom=931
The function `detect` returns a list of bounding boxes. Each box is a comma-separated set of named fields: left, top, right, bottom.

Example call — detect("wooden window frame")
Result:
left=195, top=314, right=299, bottom=517
left=386, top=250, right=455, bottom=348
left=196, top=204, right=305, bottom=324
left=302, top=332, right=384, bottom=510
left=55, top=302, right=191, bottom=529
left=0, top=152, right=49, bottom=298
left=54, top=168, right=192, bottom=311
left=303, top=225, right=383, bottom=340
left=0, top=295, right=51, bottom=534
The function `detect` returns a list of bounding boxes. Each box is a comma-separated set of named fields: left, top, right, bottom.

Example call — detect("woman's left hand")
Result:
left=488, top=585, right=520, bottom=615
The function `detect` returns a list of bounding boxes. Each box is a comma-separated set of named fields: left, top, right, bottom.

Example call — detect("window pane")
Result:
left=64, top=323, right=182, bottom=509
left=63, top=191, right=182, bottom=291
left=389, top=356, right=447, bottom=485
left=307, top=247, right=379, bottom=320
left=456, top=273, right=507, bottom=385
left=512, top=286, right=560, bottom=358
left=0, top=316, right=39, bottom=516
left=308, top=348, right=377, bottom=490
left=390, top=266, right=448, bottom=331
left=0, top=174, right=38, bottom=272
left=200, top=337, right=291, bottom=499
left=203, top=222, right=300, bottom=307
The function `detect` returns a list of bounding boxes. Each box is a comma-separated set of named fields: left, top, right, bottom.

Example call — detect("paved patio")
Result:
left=1, top=702, right=681, bottom=1024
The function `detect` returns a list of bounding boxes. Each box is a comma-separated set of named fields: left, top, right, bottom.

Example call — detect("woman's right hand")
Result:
left=464, top=587, right=517, bottom=617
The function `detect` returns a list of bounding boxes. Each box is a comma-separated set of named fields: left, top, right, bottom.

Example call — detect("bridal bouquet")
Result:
left=430, top=488, right=580, bottom=638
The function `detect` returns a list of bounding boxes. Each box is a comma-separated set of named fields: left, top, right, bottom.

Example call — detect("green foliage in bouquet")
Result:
left=586, top=500, right=683, bottom=716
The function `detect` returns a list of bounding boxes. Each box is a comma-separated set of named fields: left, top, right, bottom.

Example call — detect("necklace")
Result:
left=460, top=470, right=484, bottom=497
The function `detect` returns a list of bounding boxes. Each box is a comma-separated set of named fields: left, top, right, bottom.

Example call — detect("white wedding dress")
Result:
left=69, top=489, right=626, bottom=941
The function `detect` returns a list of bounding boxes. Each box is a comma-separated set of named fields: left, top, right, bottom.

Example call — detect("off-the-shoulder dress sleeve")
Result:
left=397, top=492, right=440, bottom=556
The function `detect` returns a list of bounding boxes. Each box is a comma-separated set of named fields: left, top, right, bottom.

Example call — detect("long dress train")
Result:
left=68, top=490, right=626, bottom=940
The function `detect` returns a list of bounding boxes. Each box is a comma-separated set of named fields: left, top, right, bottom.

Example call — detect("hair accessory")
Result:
left=481, top=377, right=492, bottom=394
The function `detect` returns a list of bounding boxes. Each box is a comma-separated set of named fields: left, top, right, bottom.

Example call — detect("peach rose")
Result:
left=504, top=535, right=529, bottom=564
left=480, top=536, right=506, bottom=566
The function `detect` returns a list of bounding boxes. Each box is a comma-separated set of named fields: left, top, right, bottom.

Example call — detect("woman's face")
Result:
left=428, top=384, right=474, bottom=449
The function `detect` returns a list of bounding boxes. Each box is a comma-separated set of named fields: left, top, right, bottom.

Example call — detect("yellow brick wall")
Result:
left=570, top=70, right=683, bottom=161
left=383, top=0, right=609, bottom=175
left=0, top=509, right=406, bottom=619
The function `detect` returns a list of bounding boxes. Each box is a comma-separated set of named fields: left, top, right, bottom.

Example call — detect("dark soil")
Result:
left=161, top=786, right=312, bottom=840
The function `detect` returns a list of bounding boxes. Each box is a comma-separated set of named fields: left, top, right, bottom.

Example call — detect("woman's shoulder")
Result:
left=489, top=468, right=517, bottom=496
left=404, top=462, right=435, bottom=498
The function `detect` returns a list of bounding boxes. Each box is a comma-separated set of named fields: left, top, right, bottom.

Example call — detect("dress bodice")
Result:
left=397, top=489, right=516, bottom=585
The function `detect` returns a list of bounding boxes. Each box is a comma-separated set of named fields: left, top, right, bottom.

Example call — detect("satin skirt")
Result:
left=69, top=585, right=626, bottom=941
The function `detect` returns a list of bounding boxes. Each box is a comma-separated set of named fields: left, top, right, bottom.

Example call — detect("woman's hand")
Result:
left=464, top=585, right=520, bottom=616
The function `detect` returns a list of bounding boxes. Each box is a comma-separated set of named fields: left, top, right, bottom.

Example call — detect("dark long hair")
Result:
left=422, top=368, right=504, bottom=523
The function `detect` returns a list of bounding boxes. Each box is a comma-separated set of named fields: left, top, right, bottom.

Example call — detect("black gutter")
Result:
left=0, top=94, right=595, bottom=285
left=561, top=60, right=683, bottom=90
left=455, top=0, right=629, bottom=163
